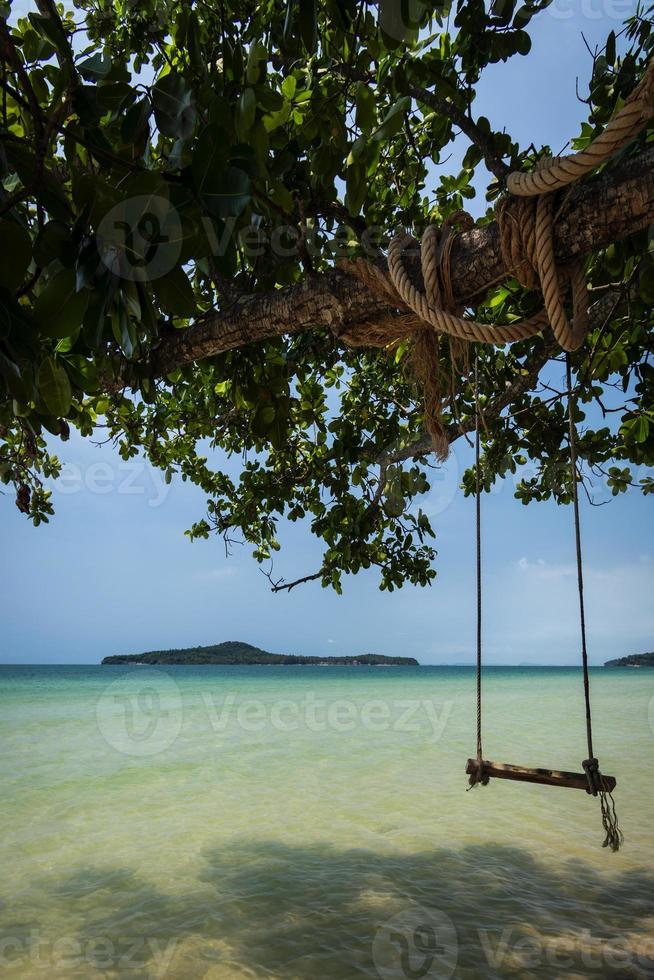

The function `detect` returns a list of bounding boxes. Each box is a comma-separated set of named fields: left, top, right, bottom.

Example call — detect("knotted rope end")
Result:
left=583, top=758, right=624, bottom=852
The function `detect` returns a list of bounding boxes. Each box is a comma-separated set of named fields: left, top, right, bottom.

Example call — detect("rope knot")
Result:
left=334, top=56, right=652, bottom=457
left=582, top=757, right=601, bottom=796
left=466, top=757, right=489, bottom=789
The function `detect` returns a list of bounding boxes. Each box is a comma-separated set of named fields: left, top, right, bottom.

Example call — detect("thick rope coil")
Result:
left=337, top=58, right=652, bottom=455
left=386, top=229, right=548, bottom=345
left=507, top=59, right=654, bottom=196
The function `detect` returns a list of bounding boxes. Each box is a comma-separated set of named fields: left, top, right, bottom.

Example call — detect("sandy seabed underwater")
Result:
left=1, top=663, right=653, bottom=979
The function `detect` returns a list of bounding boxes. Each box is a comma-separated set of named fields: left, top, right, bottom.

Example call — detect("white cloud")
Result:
left=485, top=556, right=654, bottom=663
left=516, top=557, right=573, bottom=580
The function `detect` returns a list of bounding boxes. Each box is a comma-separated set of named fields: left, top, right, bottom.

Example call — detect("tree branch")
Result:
left=407, top=81, right=510, bottom=181
left=150, top=146, right=654, bottom=378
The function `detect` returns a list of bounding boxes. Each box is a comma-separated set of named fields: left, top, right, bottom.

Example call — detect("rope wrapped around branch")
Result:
left=338, top=58, right=653, bottom=455
left=340, top=194, right=585, bottom=453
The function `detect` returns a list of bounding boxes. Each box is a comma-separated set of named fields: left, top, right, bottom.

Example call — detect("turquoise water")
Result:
left=1, top=664, right=653, bottom=979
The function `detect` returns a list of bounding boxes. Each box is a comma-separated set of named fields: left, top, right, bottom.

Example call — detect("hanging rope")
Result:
left=467, top=356, right=489, bottom=789
left=566, top=356, right=623, bottom=851
left=475, top=360, right=483, bottom=768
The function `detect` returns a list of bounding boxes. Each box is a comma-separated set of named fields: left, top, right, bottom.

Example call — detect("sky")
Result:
left=2, top=1, right=652, bottom=666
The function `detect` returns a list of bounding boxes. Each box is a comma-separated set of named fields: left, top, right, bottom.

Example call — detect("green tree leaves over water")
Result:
left=0, top=0, right=652, bottom=588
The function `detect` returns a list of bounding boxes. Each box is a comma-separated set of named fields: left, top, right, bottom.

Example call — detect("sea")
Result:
left=1, top=664, right=653, bottom=979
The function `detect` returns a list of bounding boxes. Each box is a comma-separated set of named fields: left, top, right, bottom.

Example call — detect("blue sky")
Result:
left=2, top=3, right=652, bottom=665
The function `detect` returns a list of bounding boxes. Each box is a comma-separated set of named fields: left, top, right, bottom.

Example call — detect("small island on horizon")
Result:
left=101, top=640, right=419, bottom=667
left=604, top=652, right=654, bottom=667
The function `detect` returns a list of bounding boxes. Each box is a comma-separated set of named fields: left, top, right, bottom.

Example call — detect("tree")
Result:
left=0, top=0, right=652, bottom=593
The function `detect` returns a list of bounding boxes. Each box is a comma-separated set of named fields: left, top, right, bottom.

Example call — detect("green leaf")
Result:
left=346, top=162, right=367, bottom=216
left=82, top=290, right=109, bottom=348
left=28, top=13, right=68, bottom=55
left=33, top=269, right=89, bottom=339
left=121, top=98, right=152, bottom=154
left=37, top=356, right=72, bottom=416
left=281, top=75, right=297, bottom=100
left=0, top=219, right=32, bottom=291
left=192, top=124, right=230, bottom=199
left=639, top=263, right=654, bottom=304
left=246, top=41, right=268, bottom=84
left=372, top=97, right=411, bottom=141
left=237, top=88, right=257, bottom=136
left=631, top=416, right=650, bottom=444
left=5, top=142, right=70, bottom=222
left=298, top=0, right=317, bottom=53
left=78, top=52, right=112, bottom=80
left=152, top=265, right=197, bottom=317
left=515, top=29, right=531, bottom=56
left=152, top=72, right=196, bottom=140
left=110, top=298, right=136, bottom=358
left=201, top=166, right=252, bottom=218
left=252, top=404, right=276, bottom=436
left=96, top=81, right=134, bottom=115
left=355, top=83, right=376, bottom=135
left=283, top=0, right=296, bottom=46
left=512, top=5, right=533, bottom=27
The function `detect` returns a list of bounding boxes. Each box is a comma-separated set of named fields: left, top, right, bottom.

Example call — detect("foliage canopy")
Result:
left=1, top=0, right=653, bottom=591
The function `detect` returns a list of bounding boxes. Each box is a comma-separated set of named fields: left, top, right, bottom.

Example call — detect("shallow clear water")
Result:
left=1, top=664, right=653, bottom=979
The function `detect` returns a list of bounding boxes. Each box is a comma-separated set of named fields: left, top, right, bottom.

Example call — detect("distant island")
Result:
left=605, top=652, right=654, bottom=667
left=101, top=640, right=419, bottom=667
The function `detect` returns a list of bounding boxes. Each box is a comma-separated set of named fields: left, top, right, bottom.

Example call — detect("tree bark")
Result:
left=152, top=146, right=654, bottom=376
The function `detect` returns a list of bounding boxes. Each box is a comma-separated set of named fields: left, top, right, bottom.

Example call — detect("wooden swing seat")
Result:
left=466, top=758, right=616, bottom=793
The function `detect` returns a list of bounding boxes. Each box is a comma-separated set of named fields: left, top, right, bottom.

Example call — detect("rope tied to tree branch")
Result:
left=339, top=58, right=652, bottom=455
left=341, top=193, right=584, bottom=451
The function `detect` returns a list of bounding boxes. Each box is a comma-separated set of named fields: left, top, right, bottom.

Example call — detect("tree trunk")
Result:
left=152, top=147, right=654, bottom=376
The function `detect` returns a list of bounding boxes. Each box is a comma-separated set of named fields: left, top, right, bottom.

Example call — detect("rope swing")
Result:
left=337, top=60, right=654, bottom=851
left=466, top=354, right=623, bottom=853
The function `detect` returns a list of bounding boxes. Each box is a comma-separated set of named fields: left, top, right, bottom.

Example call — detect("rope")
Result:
left=567, top=356, right=623, bottom=852
left=338, top=57, right=652, bottom=458
left=507, top=60, right=654, bottom=196
left=466, top=358, right=489, bottom=791
left=465, top=358, right=490, bottom=790
left=566, top=355, right=594, bottom=763
left=475, top=358, right=484, bottom=771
